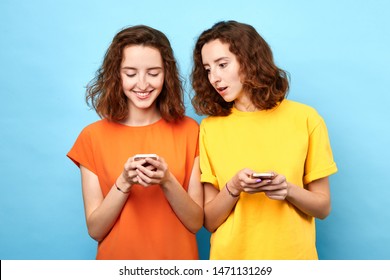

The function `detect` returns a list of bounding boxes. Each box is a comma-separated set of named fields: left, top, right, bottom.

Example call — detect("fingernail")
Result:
left=256, top=179, right=262, bottom=182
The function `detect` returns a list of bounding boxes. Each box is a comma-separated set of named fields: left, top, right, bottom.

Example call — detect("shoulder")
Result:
left=79, top=119, right=119, bottom=136
left=173, top=116, right=200, bottom=130
left=199, top=115, right=224, bottom=128
left=281, top=100, right=327, bottom=133
left=282, top=99, right=317, bottom=112
left=183, top=116, right=200, bottom=127
left=281, top=99, right=322, bottom=119
left=83, top=118, right=108, bottom=129
left=164, top=117, right=199, bottom=145
left=160, top=116, right=199, bottom=138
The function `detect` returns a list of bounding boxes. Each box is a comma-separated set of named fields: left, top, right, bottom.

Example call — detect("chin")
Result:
left=222, top=96, right=234, bottom=103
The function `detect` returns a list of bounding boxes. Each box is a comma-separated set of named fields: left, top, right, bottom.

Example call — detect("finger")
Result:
left=123, top=160, right=133, bottom=171
left=126, top=159, right=146, bottom=171
left=136, top=168, right=150, bottom=181
left=137, top=165, right=157, bottom=178
left=266, top=189, right=287, bottom=199
left=266, top=194, right=285, bottom=200
left=244, top=181, right=272, bottom=192
left=136, top=169, right=158, bottom=185
left=247, top=177, right=263, bottom=185
left=272, top=175, right=286, bottom=185
left=244, top=189, right=263, bottom=194
left=136, top=176, right=151, bottom=187
left=145, top=156, right=159, bottom=165
left=243, top=185, right=266, bottom=193
left=144, top=157, right=161, bottom=170
left=242, top=168, right=255, bottom=177
left=125, top=171, right=138, bottom=184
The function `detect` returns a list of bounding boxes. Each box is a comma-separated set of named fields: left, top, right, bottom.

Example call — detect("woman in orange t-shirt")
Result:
left=67, top=25, right=203, bottom=259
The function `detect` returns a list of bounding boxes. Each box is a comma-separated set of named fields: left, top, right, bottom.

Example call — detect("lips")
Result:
left=216, top=86, right=227, bottom=96
left=134, top=90, right=153, bottom=99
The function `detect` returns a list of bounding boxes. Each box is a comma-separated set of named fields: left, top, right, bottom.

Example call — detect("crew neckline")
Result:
left=231, top=105, right=276, bottom=117
left=109, top=117, right=165, bottom=128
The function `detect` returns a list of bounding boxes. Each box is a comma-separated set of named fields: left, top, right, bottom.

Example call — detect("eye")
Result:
left=204, top=68, right=210, bottom=73
left=219, top=63, right=227, bottom=68
left=124, top=71, right=136, bottom=77
left=148, top=72, right=160, bottom=77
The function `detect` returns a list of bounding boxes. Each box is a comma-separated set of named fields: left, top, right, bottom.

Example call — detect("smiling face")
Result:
left=120, top=45, right=164, bottom=111
left=201, top=39, right=246, bottom=103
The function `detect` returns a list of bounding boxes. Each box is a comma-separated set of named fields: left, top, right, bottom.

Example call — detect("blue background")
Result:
left=1, top=0, right=389, bottom=260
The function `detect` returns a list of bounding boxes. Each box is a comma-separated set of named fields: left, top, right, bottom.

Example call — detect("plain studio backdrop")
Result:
left=1, top=0, right=389, bottom=260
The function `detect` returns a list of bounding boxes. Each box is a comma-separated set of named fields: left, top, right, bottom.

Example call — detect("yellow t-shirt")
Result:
left=200, top=99, right=338, bottom=259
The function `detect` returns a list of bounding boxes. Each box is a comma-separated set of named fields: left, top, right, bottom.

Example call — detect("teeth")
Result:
left=135, top=91, right=150, bottom=97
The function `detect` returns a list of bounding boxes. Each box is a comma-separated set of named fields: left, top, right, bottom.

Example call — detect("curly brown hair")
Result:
left=86, top=25, right=185, bottom=122
left=191, top=20, right=289, bottom=116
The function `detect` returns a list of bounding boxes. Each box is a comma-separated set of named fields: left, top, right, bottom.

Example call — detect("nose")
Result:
left=208, top=68, right=221, bottom=85
left=137, top=74, right=149, bottom=90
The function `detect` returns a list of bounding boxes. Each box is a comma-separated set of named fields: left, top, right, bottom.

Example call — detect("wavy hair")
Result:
left=86, top=25, right=185, bottom=122
left=191, top=20, right=289, bottom=116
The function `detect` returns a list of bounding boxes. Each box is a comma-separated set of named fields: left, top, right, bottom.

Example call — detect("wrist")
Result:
left=115, top=177, right=132, bottom=194
left=285, top=181, right=293, bottom=200
left=159, top=170, right=173, bottom=187
left=225, top=182, right=240, bottom=198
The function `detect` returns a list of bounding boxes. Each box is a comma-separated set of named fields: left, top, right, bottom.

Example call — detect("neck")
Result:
left=120, top=106, right=161, bottom=126
left=233, top=92, right=258, bottom=112
left=234, top=100, right=258, bottom=112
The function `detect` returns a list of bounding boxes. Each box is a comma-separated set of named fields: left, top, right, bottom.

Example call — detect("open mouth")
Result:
left=134, top=90, right=153, bottom=99
left=216, top=86, right=227, bottom=95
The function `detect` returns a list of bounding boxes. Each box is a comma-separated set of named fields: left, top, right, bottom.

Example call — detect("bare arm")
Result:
left=285, top=177, right=331, bottom=219
left=80, top=155, right=145, bottom=241
left=80, top=166, right=130, bottom=242
left=203, top=182, right=239, bottom=232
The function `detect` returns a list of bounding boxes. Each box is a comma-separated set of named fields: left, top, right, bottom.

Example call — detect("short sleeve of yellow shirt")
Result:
left=199, top=99, right=337, bottom=260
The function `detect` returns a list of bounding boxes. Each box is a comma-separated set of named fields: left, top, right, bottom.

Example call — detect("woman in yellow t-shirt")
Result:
left=191, top=20, right=338, bottom=259
left=67, top=25, right=203, bottom=259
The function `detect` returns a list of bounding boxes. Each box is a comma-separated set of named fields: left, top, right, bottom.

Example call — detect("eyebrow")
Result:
left=121, top=66, right=163, bottom=70
left=203, top=57, right=229, bottom=67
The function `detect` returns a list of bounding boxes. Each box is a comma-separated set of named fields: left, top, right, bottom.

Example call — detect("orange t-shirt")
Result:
left=67, top=117, right=199, bottom=259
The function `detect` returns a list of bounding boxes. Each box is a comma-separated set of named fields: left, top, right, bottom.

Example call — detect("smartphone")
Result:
left=134, top=154, right=158, bottom=169
left=134, top=154, right=158, bottom=161
left=251, top=172, right=275, bottom=179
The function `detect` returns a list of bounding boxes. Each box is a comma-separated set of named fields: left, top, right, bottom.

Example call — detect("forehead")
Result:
left=201, top=39, right=233, bottom=62
left=121, top=45, right=163, bottom=67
